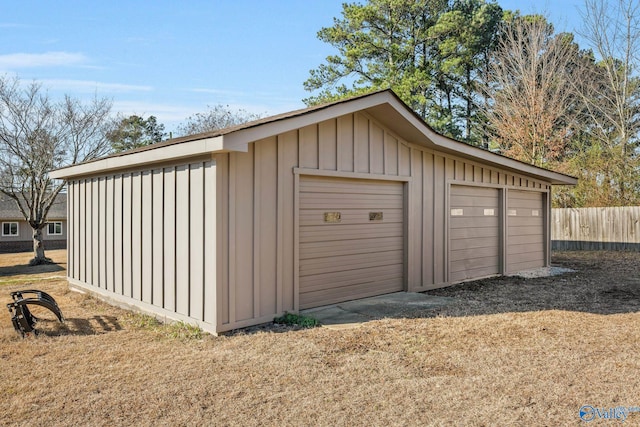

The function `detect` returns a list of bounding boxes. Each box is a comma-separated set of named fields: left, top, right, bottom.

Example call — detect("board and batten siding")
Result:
left=67, top=158, right=217, bottom=333
left=217, top=111, right=551, bottom=332
left=64, top=109, right=553, bottom=334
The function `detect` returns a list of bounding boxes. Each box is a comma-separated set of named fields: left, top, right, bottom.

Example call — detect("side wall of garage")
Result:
left=216, top=111, right=552, bottom=332
left=66, top=156, right=218, bottom=334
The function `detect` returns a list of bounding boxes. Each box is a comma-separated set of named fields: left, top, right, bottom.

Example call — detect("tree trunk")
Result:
left=30, top=226, right=52, bottom=266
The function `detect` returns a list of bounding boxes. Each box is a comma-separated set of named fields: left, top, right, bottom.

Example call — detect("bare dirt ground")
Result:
left=1, top=250, right=639, bottom=426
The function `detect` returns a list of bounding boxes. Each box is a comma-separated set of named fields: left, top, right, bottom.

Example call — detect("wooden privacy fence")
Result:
left=551, top=206, right=640, bottom=250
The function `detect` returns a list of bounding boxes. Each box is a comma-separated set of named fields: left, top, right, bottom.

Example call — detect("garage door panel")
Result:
left=300, top=223, right=403, bottom=243
left=450, top=186, right=499, bottom=198
left=507, top=217, right=543, bottom=228
left=450, top=195, right=500, bottom=207
left=300, top=208, right=403, bottom=225
left=449, top=264, right=500, bottom=282
left=449, top=216, right=499, bottom=229
left=300, top=192, right=403, bottom=203
left=507, top=234, right=543, bottom=245
left=300, top=221, right=403, bottom=234
left=508, top=243, right=544, bottom=255
left=299, top=199, right=402, bottom=210
left=508, top=258, right=545, bottom=272
left=300, top=176, right=404, bottom=309
left=450, top=236, right=499, bottom=251
left=507, top=191, right=545, bottom=273
left=301, top=274, right=404, bottom=309
left=508, top=226, right=544, bottom=238
left=450, top=245, right=499, bottom=262
left=300, top=250, right=403, bottom=276
left=449, top=227, right=499, bottom=240
left=508, top=198, right=543, bottom=209
left=449, top=206, right=500, bottom=218
left=298, top=184, right=402, bottom=195
left=450, top=256, right=499, bottom=274
left=301, top=264, right=403, bottom=291
left=301, top=176, right=404, bottom=192
left=300, top=237, right=403, bottom=259
left=300, top=192, right=403, bottom=207
left=449, top=185, right=501, bottom=282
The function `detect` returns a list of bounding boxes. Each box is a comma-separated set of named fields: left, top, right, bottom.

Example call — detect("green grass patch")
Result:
left=273, top=312, right=319, bottom=328
left=124, top=313, right=203, bottom=340
left=165, top=321, right=203, bottom=340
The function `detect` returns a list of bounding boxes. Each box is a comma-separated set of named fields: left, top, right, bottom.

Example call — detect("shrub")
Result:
left=273, top=312, right=319, bottom=328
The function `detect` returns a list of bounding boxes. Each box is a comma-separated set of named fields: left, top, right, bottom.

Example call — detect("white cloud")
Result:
left=40, top=79, right=153, bottom=93
left=0, top=51, right=88, bottom=68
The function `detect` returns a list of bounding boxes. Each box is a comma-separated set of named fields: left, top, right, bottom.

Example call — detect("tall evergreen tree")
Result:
left=107, top=114, right=166, bottom=153
left=304, top=0, right=502, bottom=144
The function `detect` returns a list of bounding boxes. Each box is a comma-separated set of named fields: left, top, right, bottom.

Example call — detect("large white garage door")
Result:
left=507, top=191, right=545, bottom=272
left=449, top=185, right=501, bottom=282
left=299, top=176, right=404, bottom=309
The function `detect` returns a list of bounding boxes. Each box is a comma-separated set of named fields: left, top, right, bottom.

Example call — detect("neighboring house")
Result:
left=50, top=90, right=577, bottom=334
left=0, top=194, right=67, bottom=253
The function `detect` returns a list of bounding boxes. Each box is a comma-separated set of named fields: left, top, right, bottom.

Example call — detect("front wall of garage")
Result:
left=217, top=111, right=551, bottom=332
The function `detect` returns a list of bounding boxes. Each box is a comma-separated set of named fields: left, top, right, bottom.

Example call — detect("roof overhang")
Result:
left=50, top=90, right=577, bottom=185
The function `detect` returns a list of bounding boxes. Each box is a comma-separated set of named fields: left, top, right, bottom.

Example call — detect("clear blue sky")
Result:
left=2, top=1, right=585, bottom=133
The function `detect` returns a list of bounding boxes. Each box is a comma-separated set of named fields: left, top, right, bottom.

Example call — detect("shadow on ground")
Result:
left=231, top=252, right=640, bottom=333
left=302, top=292, right=455, bottom=330
left=424, top=251, right=640, bottom=318
left=16, top=315, right=124, bottom=338
left=0, top=263, right=65, bottom=277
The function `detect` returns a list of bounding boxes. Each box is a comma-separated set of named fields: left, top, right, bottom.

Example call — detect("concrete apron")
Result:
left=300, top=292, right=455, bottom=330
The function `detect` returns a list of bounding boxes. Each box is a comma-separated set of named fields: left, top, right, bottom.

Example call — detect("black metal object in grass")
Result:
left=7, top=290, right=65, bottom=337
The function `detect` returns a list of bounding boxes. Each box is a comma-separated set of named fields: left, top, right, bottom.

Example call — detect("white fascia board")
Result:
left=222, top=92, right=396, bottom=150
left=50, top=136, right=224, bottom=179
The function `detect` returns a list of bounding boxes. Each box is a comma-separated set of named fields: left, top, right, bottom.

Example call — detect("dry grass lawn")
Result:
left=1, top=250, right=640, bottom=426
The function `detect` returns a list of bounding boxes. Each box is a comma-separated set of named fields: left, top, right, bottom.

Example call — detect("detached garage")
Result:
left=50, top=90, right=576, bottom=334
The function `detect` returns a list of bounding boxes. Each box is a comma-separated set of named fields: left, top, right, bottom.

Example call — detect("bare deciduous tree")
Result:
left=574, top=0, right=640, bottom=206
left=0, top=76, right=112, bottom=264
left=176, top=105, right=262, bottom=137
left=481, top=16, right=581, bottom=168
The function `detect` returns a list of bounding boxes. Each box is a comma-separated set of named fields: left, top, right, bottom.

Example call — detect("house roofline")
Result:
left=50, top=89, right=577, bottom=185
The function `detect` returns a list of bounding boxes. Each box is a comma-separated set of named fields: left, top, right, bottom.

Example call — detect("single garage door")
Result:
left=299, top=176, right=404, bottom=309
left=507, top=190, right=545, bottom=272
left=449, top=185, right=501, bottom=282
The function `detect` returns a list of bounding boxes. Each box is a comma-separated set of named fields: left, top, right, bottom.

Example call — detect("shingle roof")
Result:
left=56, top=90, right=381, bottom=163
left=0, top=193, right=67, bottom=220
left=50, top=89, right=577, bottom=185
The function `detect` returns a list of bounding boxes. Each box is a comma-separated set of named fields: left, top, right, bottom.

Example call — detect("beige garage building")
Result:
left=50, top=90, right=576, bottom=334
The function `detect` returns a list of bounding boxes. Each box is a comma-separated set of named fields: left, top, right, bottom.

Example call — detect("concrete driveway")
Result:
left=300, top=292, right=455, bottom=330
